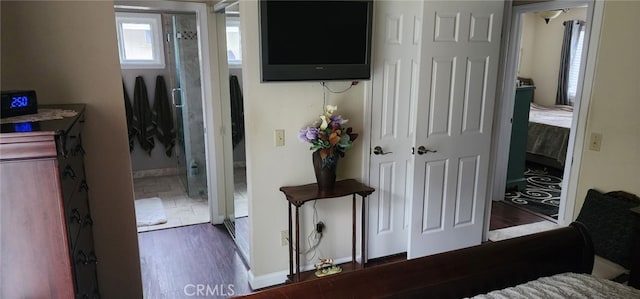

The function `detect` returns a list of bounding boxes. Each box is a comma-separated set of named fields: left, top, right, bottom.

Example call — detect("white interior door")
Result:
left=368, top=1, right=422, bottom=259
left=408, top=1, right=504, bottom=259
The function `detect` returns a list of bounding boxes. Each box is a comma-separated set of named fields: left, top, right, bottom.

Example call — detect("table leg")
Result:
left=296, top=205, right=301, bottom=282
left=361, top=196, right=366, bottom=269
left=288, top=202, right=293, bottom=282
left=352, top=194, right=356, bottom=268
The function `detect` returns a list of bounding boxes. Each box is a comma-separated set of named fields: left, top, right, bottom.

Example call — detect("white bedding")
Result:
left=470, top=272, right=640, bottom=299
left=529, top=103, right=573, bottom=129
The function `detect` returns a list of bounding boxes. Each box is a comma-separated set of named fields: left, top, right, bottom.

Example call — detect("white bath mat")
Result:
left=135, top=197, right=168, bottom=227
left=488, top=221, right=559, bottom=242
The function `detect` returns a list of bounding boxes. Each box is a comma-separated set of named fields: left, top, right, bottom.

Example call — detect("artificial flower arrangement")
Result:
left=298, top=105, right=358, bottom=168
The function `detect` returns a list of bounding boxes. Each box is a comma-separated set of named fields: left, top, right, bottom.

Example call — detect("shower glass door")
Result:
left=167, top=13, right=208, bottom=199
left=173, top=86, right=188, bottom=192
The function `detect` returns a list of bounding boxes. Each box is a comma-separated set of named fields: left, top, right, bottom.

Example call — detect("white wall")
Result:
left=240, top=0, right=366, bottom=281
left=574, top=1, right=640, bottom=213
left=518, top=8, right=587, bottom=106
left=0, top=1, right=142, bottom=297
left=518, top=12, right=536, bottom=78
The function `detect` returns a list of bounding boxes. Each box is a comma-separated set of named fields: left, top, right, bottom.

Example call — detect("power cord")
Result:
left=321, top=81, right=358, bottom=94
left=288, top=202, right=326, bottom=262
left=320, top=81, right=359, bottom=111
left=305, top=202, right=323, bottom=261
left=288, top=231, right=323, bottom=257
left=304, top=225, right=323, bottom=261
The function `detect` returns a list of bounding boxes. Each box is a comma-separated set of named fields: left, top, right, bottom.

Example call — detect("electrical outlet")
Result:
left=589, top=132, right=602, bottom=151
left=275, top=129, right=285, bottom=147
left=280, top=230, right=289, bottom=246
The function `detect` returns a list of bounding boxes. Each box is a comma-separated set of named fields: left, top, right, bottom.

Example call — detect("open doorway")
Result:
left=118, top=9, right=210, bottom=233
left=113, top=0, right=223, bottom=234
left=114, top=0, right=252, bottom=296
left=503, top=7, right=588, bottom=221
left=488, top=0, right=599, bottom=240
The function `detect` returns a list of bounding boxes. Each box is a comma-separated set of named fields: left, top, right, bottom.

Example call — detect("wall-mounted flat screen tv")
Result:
left=259, top=0, right=373, bottom=82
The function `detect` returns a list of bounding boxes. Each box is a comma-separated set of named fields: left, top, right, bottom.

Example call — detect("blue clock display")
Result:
left=11, top=96, right=30, bottom=109
left=1, top=90, right=38, bottom=119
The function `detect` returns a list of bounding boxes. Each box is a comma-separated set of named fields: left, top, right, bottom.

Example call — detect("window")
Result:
left=567, top=29, right=585, bottom=103
left=226, top=16, right=242, bottom=66
left=115, top=12, right=165, bottom=69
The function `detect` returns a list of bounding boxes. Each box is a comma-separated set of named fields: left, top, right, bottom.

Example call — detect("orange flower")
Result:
left=329, top=131, right=340, bottom=145
left=298, top=105, right=358, bottom=166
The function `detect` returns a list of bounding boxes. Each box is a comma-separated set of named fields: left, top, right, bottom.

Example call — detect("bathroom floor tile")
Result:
left=134, top=175, right=209, bottom=233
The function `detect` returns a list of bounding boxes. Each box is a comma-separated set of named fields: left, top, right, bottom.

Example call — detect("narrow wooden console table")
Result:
left=279, top=179, right=375, bottom=282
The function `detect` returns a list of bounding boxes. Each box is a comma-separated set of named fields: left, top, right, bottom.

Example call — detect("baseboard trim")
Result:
left=210, top=214, right=226, bottom=225
left=247, top=255, right=361, bottom=290
left=248, top=269, right=287, bottom=290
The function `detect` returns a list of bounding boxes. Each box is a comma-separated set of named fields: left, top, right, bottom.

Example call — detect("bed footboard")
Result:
left=239, top=222, right=594, bottom=299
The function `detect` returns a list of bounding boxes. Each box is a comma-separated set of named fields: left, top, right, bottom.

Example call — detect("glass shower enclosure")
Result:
left=166, top=13, right=208, bottom=199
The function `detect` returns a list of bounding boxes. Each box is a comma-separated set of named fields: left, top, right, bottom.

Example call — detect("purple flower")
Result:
left=298, top=127, right=318, bottom=142
left=329, top=115, right=348, bottom=129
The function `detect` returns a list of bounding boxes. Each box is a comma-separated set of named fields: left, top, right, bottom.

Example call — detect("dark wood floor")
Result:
left=489, top=200, right=548, bottom=230
left=138, top=224, right=252, bottom=298
left=137, top=200, right=546, bottom=297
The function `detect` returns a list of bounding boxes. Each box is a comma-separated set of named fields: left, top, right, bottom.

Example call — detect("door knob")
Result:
left=373, top=146, right=392, bottom=155
left=417, top=146, right=437, bottom=155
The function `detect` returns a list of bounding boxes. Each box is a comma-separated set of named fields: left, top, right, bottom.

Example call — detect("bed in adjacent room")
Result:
left=506, top=83, right=575, bottom=191
left=527, top=102, right=574, bottom=169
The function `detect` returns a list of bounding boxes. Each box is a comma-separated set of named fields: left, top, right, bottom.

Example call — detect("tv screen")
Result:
left=259, top=0, right=373, bottom=82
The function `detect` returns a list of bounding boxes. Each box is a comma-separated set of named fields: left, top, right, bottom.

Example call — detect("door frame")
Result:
left=487, top=0, right=604, bottom=232
left=114, top=0, right=228, bottom=224
left=211, top=3, right=251, bottom=264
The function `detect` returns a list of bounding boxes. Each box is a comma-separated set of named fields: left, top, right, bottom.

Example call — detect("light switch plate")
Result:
left=589, top=132, right=602, bottom=151
left=275, top=129, right=285, bottom=147
left=280, top=230, right=288, bottom=246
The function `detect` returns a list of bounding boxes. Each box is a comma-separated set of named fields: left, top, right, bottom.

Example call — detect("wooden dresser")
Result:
left=0, top=104, right=99, bottom=298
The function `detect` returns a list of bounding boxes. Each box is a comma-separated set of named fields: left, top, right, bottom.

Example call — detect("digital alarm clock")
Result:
left=1, top=90, right=38, bottom=118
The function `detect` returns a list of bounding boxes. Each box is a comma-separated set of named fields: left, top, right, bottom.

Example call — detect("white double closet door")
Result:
left=367, top=1, right=504, bottom=260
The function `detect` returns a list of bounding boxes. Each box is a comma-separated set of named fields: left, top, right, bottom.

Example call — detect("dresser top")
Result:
left=0, top=104, right=85, bottom=137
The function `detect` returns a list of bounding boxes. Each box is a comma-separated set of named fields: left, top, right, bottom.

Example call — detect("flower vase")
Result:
left=312, top=151, right=338, bottom=192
